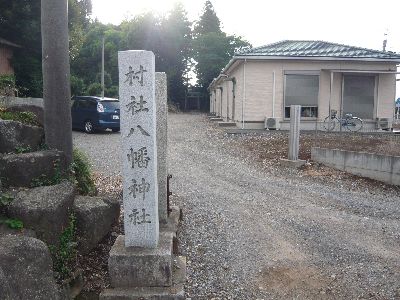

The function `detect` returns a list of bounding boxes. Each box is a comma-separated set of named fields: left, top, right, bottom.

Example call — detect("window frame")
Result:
left=283, top=72, right=320, bottom=120
left=341, top=74, right=377, bottom=120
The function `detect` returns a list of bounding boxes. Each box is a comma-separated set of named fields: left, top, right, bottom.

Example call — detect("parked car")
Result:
left=71, top=96, right=120, bottom=133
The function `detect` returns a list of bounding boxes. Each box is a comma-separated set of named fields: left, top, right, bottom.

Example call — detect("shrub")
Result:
left=71, top=148, right=96, bottom=196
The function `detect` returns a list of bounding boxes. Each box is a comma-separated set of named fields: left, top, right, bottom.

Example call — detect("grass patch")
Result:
left=0, top=107, right=40, bottom=127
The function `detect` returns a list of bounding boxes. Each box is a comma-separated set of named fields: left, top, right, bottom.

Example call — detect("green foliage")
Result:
left=31, top=160, right=63, bottom=188
left=192, top=1, right=251, bottom=109
left=70, top=75, right=86, bottom=96
left=14, top=145, right=32, bottom=154
left=0, top=109, right=40, bottom=126
left=0, top=193, right=13, bottom=207
left=106, top=85, right=119, bottom=98
left=0, top=194, right=24, bottom=230
left=50, top=213, right=77, bottom=280
left=86, top=82, right=102, bottom=96
left=71, top=148, right=96, bottom=196
left=4, top=218, right=23, bottom=230
left=0, top=0, right=92, bottom=97
left=0, top=75, right=16, bottom=96
left=193, top=0, right=221, bottom=36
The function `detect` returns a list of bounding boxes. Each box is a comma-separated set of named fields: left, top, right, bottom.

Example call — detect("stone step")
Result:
left=0, top=120, right=44, bottom=154
left=100, top=256, right=186, bottom=300
left=218, top=122, right=236, bottom=127
left=0, top=150, right=67, bottom=187
left=209, top=117, right=223, bottom=122
left=74, top=196, right=120, bottom=254
left=7, top=181, right=76, bottom=245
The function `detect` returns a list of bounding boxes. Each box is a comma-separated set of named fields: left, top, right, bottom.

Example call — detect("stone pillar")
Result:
left=102, top=50, right=185, bottom=300
left=118, top=50, right=159, bottom=248
left=155, top=72, right=168, bottom=224
left=288, top=105, right=301, bottom=161
left=41, top=0, right=73, bottom=164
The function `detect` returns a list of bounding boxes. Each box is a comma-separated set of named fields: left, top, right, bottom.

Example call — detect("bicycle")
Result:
left=323, top=110, right=363, bottom=132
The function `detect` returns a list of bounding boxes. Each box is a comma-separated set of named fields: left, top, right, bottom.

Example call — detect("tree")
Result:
left=159, top=3, right=192, bottom=104
left=192, top=1, right=251, bottom=108
left=193, top=0, right=221, bottom=36
left=0, top=0, right=92, bottom=97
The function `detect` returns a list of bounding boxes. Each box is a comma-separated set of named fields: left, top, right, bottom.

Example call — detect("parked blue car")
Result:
left=71, top=96, right=120, bottom=133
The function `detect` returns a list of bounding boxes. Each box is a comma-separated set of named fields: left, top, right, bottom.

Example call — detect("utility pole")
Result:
left=41, top=0, right=73, bottom=164
left=101, top=36, right=105, bottom=98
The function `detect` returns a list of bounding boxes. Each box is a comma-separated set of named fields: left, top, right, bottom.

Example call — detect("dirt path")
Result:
left=168, top=113, right=400, bottom=299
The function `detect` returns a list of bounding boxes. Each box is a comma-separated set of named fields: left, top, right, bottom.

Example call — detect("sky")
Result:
left=91, top=0, right=400, bottom=97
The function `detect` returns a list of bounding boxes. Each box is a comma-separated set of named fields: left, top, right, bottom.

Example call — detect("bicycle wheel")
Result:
left=323, top=116, right=337, bottom=131
left=346, top=117, right=363, bottom=132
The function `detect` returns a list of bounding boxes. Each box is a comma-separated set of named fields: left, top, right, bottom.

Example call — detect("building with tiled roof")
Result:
left=209, top=40, right=400, bottom=130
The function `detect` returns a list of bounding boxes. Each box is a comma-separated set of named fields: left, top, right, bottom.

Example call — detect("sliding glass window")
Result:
left=343, top=75, right=375, bottom=119
left=285, top=74, right=319, bottom=118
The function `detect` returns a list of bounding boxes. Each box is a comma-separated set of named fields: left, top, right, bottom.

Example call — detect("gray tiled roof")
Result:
left=236, top=40, right=400, bottom=60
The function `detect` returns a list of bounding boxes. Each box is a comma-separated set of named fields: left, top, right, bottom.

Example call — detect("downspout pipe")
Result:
left=272, top=71, right=276, bottom=118
left=242, top=59, right=247, bottom=129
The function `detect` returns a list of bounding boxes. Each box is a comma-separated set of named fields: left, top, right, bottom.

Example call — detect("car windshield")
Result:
left=100, top=100, right=119, bottom=111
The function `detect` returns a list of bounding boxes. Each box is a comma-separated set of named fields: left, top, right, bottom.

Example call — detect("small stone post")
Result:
left=155, top=72, right=168, bottom=224
left=288, top=105, right=301, bottom=161
left=118, top=50, right=159, bottom=248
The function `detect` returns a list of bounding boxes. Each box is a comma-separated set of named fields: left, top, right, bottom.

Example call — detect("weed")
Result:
left=71, top=148, right=96, bottom=196
left=3, top=218, right=23, bottom=229
left=31, top=159, right=63, bottom=187
left=50, top=213, right=77, bottom=280
left=0, top=193, right=24, bottom=230
left=0, top=193, right=13, bottom=207
left=14, top=145, right=32, bottom=154
left=0, top=110, right=40, bottom=126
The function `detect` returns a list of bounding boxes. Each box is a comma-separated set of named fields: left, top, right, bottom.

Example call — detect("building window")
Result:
left=343, top=75, right=375, bottom=119
left=284, top=74, right=319, bottom=118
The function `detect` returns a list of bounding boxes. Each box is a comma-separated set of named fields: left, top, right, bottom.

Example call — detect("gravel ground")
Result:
left=73, top=113, right=400, bottom=299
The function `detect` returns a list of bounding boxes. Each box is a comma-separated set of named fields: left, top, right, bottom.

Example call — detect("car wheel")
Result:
left=112, top=128, right=120, bottom=132
left=84, top=120, right=94, bottom=133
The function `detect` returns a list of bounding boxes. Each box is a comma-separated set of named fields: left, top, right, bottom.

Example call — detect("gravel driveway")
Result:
left=73, top=113, right=400, bottom=299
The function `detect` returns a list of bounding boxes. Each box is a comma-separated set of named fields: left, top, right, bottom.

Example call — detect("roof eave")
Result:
left=233, top=55, right=400, bottom=63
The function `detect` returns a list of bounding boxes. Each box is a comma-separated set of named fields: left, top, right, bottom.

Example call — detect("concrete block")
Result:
left=279, top=158, right=306, bottom=168
left=391, top=156, right=400, bottom=185
left=101, top=256, right=186, bottom=300
left=209, top=117, right=223, bottom=122
left=108, top=231, right=173, bottom=288
left=217, top=122, right=236, bottom=127
left=160, top=206, right=181, bottom=238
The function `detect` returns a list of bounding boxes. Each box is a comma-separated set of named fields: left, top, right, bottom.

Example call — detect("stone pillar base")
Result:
left=280, top=158, right=306, bottom=168
left=100, top=256, right=186, bottom=300
left=108, top=231, right=173, bottom=288
left=101, top=206, right=186, bottom=299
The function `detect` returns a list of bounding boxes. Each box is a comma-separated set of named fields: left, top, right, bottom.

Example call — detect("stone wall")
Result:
left=0, top=96, right=44, bottom=108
